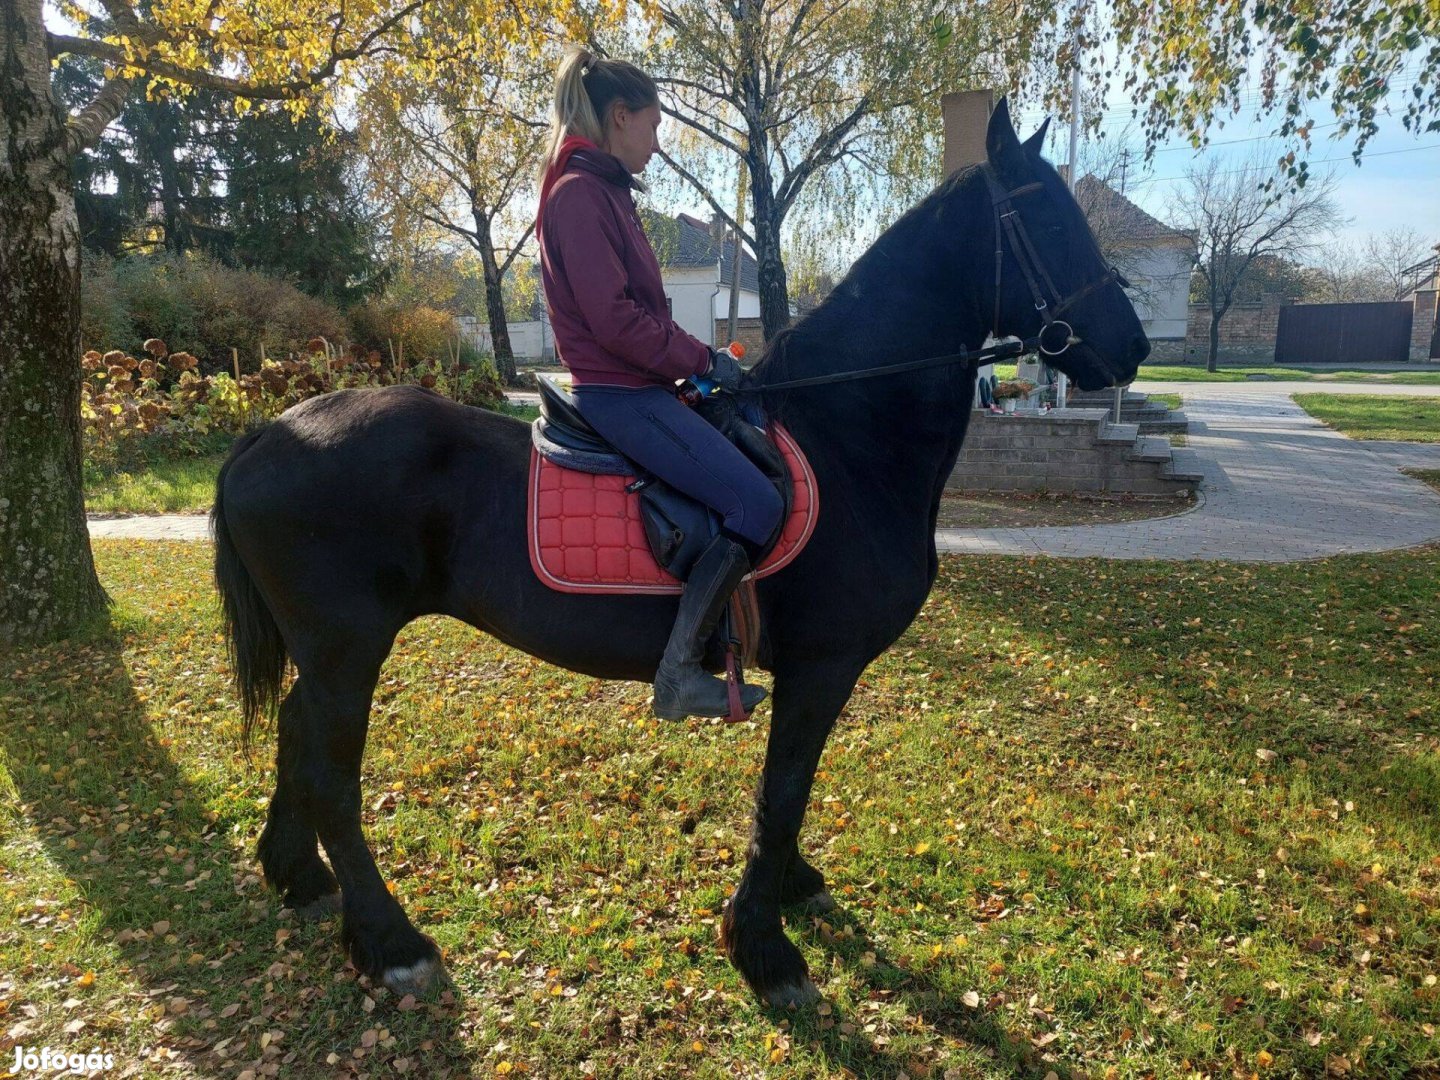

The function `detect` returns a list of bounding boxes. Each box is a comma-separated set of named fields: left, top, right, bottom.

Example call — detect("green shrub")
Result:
left=346, top=298, right=463, bottom=368
left=81, top=339, right=504, bottom=470
left=80, top=252, right=348, bottom=370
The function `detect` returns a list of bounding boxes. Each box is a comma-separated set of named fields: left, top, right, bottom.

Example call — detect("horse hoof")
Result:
left=382, top=955, right=450, bottom=997
left=292, top=892, right=342, bottom=922
left=764, top=978, right=821, bottom=1009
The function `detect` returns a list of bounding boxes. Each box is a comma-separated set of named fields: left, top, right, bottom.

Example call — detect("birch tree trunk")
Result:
left=1, top=0, right=109, bottom=645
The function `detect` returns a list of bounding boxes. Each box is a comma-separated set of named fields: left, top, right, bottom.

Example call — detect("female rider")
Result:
left=535, top=47, right=783, bottom=720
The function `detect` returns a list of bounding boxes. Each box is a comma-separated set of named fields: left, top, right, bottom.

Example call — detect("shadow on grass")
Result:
left=0, top=618, right=474, bottom=1075
left=781, top=907, right=1052, bottom=1079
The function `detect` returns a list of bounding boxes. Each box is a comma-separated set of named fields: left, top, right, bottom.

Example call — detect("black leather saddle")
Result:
left=531, top=374, right=792, bottom=580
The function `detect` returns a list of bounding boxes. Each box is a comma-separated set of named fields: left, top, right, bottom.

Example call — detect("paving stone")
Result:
left=936, top=388, right=1440, bottom=562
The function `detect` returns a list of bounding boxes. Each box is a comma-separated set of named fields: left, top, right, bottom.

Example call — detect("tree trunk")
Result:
left=475, top=224, right=517, bottom=386
left=748, top=154, right=790, bottom=342
left=1206, top=309, right=1221, bottom=373
left=1, top=0, right=110, bottom=646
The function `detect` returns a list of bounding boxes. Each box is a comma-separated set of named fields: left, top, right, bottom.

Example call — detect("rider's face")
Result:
left=605, top=102, right=662, bottom=175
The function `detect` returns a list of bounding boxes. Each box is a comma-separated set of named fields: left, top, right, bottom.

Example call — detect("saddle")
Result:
left=526, top=374, right=818, bottom=606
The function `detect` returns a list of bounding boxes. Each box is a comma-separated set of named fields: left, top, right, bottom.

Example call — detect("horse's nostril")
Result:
left=1129, top=336, right=1152, bottom=366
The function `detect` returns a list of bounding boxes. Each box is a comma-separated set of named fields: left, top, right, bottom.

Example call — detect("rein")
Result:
left=739, top=335, right=1037, bottom=393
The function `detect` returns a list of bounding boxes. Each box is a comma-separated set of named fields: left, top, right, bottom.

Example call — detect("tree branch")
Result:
left=658, top=102, right=747, bottom=156
left=46, top=0, right=421, bottom=101
left=776, top=94, right=870, bottom=213
left=657, top=148, right=756, bottom=249
left=64, top=75, right=132, bottom=154
left=499, top=222, right=535, bottom=276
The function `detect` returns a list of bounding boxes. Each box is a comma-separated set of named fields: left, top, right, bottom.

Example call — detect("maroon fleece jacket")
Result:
left=539, top=150, right=712, bottom=388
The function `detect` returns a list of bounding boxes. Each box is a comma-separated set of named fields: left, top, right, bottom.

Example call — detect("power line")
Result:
left=1125, top=141, right=1440, bottom=187
left=1144, top=122, right=1343, bottom=154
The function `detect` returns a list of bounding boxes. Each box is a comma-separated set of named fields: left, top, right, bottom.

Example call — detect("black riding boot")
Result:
left=652, top=533, right=768, bottom=720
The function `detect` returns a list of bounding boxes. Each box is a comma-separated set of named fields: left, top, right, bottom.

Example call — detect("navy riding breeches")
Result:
left=571, top=384, right=784, bottom=549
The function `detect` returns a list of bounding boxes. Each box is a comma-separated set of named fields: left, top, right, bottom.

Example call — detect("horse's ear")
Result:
left=986, top=97, right=1026, bottom=180
left=1023, top=117, right=1051, bottom=155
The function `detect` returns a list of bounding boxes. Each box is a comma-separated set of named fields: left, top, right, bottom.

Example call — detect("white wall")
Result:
left=1122, top=245, right=1192, bottom=340
left=455, top=315, right=554, bottom=361
left=664, top=266, right=719, bottom=346
left=711, top=288, right=760, bottom=320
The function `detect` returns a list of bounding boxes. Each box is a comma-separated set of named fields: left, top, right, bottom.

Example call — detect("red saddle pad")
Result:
left=527, top=424, right=818, bottom=595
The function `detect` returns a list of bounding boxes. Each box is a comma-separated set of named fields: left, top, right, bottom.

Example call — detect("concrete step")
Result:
left=1098, top=421, right=1140, bottom=445
left=1162, top=447, right=1206, bottom=482
left=1139, top=411, right=1190, bottom=435
left=1130, top=435, right=1174, bottom=463
left=949, top=409, right=1203, bottom=497
left=1069, top=388, right=1149, bottom=405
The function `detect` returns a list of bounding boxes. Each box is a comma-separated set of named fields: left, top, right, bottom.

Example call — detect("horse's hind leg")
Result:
left=256, top=683, right=341, bottom=919
left=287, top=629, right=447, bottom=995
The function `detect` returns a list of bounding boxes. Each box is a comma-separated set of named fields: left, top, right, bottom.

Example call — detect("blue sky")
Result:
left=1012, top=69, right=1438, bottom=251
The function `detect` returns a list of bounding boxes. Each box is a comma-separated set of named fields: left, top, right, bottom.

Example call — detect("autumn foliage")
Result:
left=80, top=338, right=502, bottom=467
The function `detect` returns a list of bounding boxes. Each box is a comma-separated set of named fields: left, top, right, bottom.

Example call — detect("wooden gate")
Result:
left=1274, top=302, right=1413, bottom=365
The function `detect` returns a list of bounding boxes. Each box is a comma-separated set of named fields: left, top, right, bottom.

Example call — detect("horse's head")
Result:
left=980, top=99, right=1149, bottom=390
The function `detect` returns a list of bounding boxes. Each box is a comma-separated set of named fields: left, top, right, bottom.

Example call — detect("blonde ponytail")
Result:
left=537, top=46, right=660, bottom=188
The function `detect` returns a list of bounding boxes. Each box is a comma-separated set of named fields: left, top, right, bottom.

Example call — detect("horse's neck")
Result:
left=774, top=291, right=987, bottom=491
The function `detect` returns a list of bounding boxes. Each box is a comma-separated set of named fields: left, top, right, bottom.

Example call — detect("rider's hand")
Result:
left=706, top=347, right=744, bottom=391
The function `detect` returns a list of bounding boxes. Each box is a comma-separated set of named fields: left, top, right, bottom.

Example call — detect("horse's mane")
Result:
left=747, top=164, right=984, bottom=422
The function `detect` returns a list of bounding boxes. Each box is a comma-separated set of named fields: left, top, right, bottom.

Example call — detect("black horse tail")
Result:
left=211, top=426, right=287, bottom=760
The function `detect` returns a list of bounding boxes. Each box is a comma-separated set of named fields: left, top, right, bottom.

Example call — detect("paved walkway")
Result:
left=89, top=387, right=1440, bottom=562
left=936, top=388, right=1440, bottom=561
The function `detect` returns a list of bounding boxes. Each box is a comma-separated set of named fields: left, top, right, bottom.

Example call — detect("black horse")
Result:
left=212, top=100, right=1147, bottom=1008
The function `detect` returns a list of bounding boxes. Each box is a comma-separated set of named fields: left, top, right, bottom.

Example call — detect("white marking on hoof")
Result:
left=765, top=978, right=821, bottom=1009
left=292, top=892, right=341, bottom=922
left=382, top=955, right=448, bottom=997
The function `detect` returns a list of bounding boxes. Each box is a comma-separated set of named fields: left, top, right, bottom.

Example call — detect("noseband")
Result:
left=983, top=164, right=1129, bottom=357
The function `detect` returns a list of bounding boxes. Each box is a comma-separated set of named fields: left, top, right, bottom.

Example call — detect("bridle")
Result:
left=982, top=163, right=1130, bottom=358
left=736, top=164, right=1130, bottom=395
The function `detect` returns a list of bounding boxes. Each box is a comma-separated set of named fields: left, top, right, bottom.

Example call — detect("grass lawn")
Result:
left=936, top=491, right=1192, bottom=529
left=4, top=542, right=1438, bottom=1078
left=1406, top=470, right=1440, bottom=493
left=1147, top=393, right=1182, bottom=411
left=85, top=453, right=225, bottom=515
left=1136, top=365, right=1440, bottom=385
left=1293, top=394, right=1440, bottom=442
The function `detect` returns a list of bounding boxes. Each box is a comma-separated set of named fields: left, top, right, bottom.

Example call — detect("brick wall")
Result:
left=949, top=409, right=1191, bottom=496
left=1185, top=294, right=1292, bottom=361
left=714, top=317, right=767, bottom=358
left=1412, top=290, right=1438, bottom=361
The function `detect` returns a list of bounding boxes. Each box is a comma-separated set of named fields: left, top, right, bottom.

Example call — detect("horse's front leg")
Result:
left=722, top=660, right=862, bottom=1006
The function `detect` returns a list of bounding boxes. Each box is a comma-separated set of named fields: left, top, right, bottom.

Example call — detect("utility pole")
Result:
left=726, top=145, right=748, bottom=345
left=1056, top=28, right=1083, bottom=410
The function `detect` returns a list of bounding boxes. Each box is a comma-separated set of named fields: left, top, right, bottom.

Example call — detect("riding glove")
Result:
left=706, top=348, right=744, bottom=391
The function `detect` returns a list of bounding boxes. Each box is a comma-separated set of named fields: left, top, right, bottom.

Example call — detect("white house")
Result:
left=1074, top=175, right=1195, bottom=344
left=656, top=213, right=764, bottom=349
